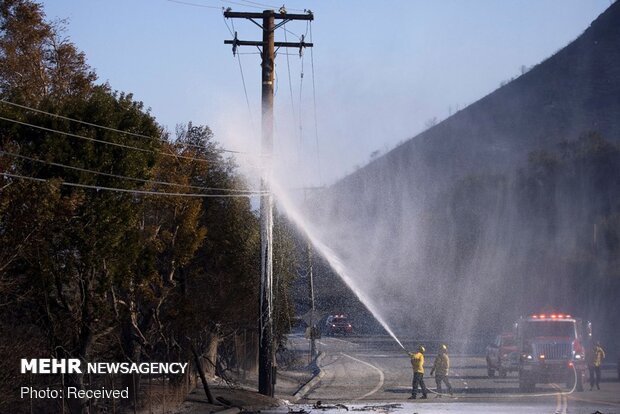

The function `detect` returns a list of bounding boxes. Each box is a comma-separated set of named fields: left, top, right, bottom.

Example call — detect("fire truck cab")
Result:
left=515, top=313, right=591, bottom=392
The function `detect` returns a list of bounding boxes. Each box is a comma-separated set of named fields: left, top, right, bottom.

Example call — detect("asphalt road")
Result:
left=284, top=334, right=620, bottom=414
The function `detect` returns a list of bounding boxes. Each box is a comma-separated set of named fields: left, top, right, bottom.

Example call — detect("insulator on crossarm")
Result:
left=232, top=31, right=238, bottom=56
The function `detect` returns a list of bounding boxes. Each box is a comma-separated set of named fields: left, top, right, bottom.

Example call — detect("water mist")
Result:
left=270, top=180, right=408, bottom=353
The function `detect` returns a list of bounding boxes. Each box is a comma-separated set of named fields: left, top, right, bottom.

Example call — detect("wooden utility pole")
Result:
left=224, top=8, right=313, bottom=397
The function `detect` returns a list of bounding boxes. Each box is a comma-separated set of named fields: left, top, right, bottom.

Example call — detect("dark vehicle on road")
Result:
left=324, top=314, right=353, bottom=336
left=486, top=332, right=519, bottom=377
left=515, top=313, right=591, bottom=392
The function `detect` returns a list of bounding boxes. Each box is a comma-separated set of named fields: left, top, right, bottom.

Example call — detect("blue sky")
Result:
left=40, top=0, right=611, bottom=186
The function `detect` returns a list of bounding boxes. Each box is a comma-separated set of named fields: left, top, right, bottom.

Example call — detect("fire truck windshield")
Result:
left=524, top=321, right=575, bottom=338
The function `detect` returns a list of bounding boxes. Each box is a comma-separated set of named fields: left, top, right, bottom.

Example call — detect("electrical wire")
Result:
left=166, top=0, right=222, bottom=9
left=0, top=150, right=262, bottom=194
left=0, top=115, right=234, bottom=165
left=273, top=55, right=279, bottom=97
left=220, top=0, right=264, bottom=9
left=280, top=26, right=301, bottom=39
left=0, top=172, right=260, bottom=198
left=283, top=23, right=297, bottom=128
left=298, top=45, right=305, bottom=157
left=166, top=0, right=302, bottom=14
left=229, top=18, right=257, bottom=141
left=303, top=18, right=310, bottom=38
left=0, top=99, right=254, bottom=155
left=239, top=0, right=304, bottom=12
left=223, top=11, right=235, bottom=36
left=235, top=49, right=253, bottom=117
left=238, top=0, right=274, bottom=7
left=223, top=11, right=252, bottom=123
left=309, top=21, right=323, bottom=184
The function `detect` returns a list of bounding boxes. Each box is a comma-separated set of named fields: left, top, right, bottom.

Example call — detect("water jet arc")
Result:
left=272, top=181, right=407, bottom=353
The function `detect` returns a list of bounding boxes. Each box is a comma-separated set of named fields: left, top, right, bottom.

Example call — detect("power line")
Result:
left=274, top=57, right=279, bottom=97
left=166, top=0, right=304, bottom=13
left=0, top=172, right=260, bottom=198
left=0, top=150, right=262, bottom=194
left=1, top=99, right=158, bottom=141
left=223, top=10, right=235, bottom=36
left=309, top=21, right=323, bottom=184
left=166, top=0, right=222, bottom=9
left=283, top=23, right=297, bottom=128
left=0, top=99, right=255, bottom=155
left=280, top=25, right=301, bottom=39
left=237, top=0, right=273, bottom=7
left=298, top=44, right=305, bottom=156
left=235, top=40, right=253, bottom=114
left=303, top=18, right=310, bottom=38
left=228, top=18, right=257, bottom=141
left=241, top=0, right=277, bottom=9
left=221, top=0, right=265, bottom=9
left=0, top=115, right=238, bottom=166
left=238, top=0, right=303, bottom=12
left=221, top=0, right=304, bottom=11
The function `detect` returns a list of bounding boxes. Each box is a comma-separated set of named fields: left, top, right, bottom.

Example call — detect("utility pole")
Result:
left=224, top=8, right=313, bottom=397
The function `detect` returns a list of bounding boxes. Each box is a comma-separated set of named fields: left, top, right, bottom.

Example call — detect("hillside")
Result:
left=335, top=1, right=620, bottom=198
left=303, top=2, right=620, bottom=344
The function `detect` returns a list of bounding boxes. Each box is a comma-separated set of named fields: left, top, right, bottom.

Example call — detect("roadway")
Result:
left=282, top=334, right=620, bottom=414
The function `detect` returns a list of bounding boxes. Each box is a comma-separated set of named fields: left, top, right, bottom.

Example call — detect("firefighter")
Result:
left=587, top=341, right=606, bottom=390
left=430, top=344, right=453, bottom=397
left=409, top=345, right=428, bottom=399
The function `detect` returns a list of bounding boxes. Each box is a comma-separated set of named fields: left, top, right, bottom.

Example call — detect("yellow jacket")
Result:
left=593, top=345, right=605, bottom=367
left=410, top=352, right=424, bottom=374
left=431, top=353, right=449, bottom=376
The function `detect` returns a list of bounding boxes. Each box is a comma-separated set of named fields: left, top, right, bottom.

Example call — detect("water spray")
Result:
left=268, top=179, right=579, bottom=404
left=271, top=180, right=408, bottom=352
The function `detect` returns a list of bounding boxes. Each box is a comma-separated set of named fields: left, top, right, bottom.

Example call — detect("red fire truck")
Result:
left=515, top=313, right=591, bottom=392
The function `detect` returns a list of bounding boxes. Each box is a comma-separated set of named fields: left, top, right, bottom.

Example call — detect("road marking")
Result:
left=562, top=393, right=567, bottom=414
left=340, top=353, right=385, bottom=400
left=553, top=388, right=562, bottom=414
left=567, top=394, right=620, bottom=407
left=551, top=384, right=567, bottom=414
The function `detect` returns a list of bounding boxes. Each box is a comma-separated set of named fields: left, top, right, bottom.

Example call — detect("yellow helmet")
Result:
left=418, top=345, right=426, bottom=353
left=440, top=344, right=448, bottom=351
